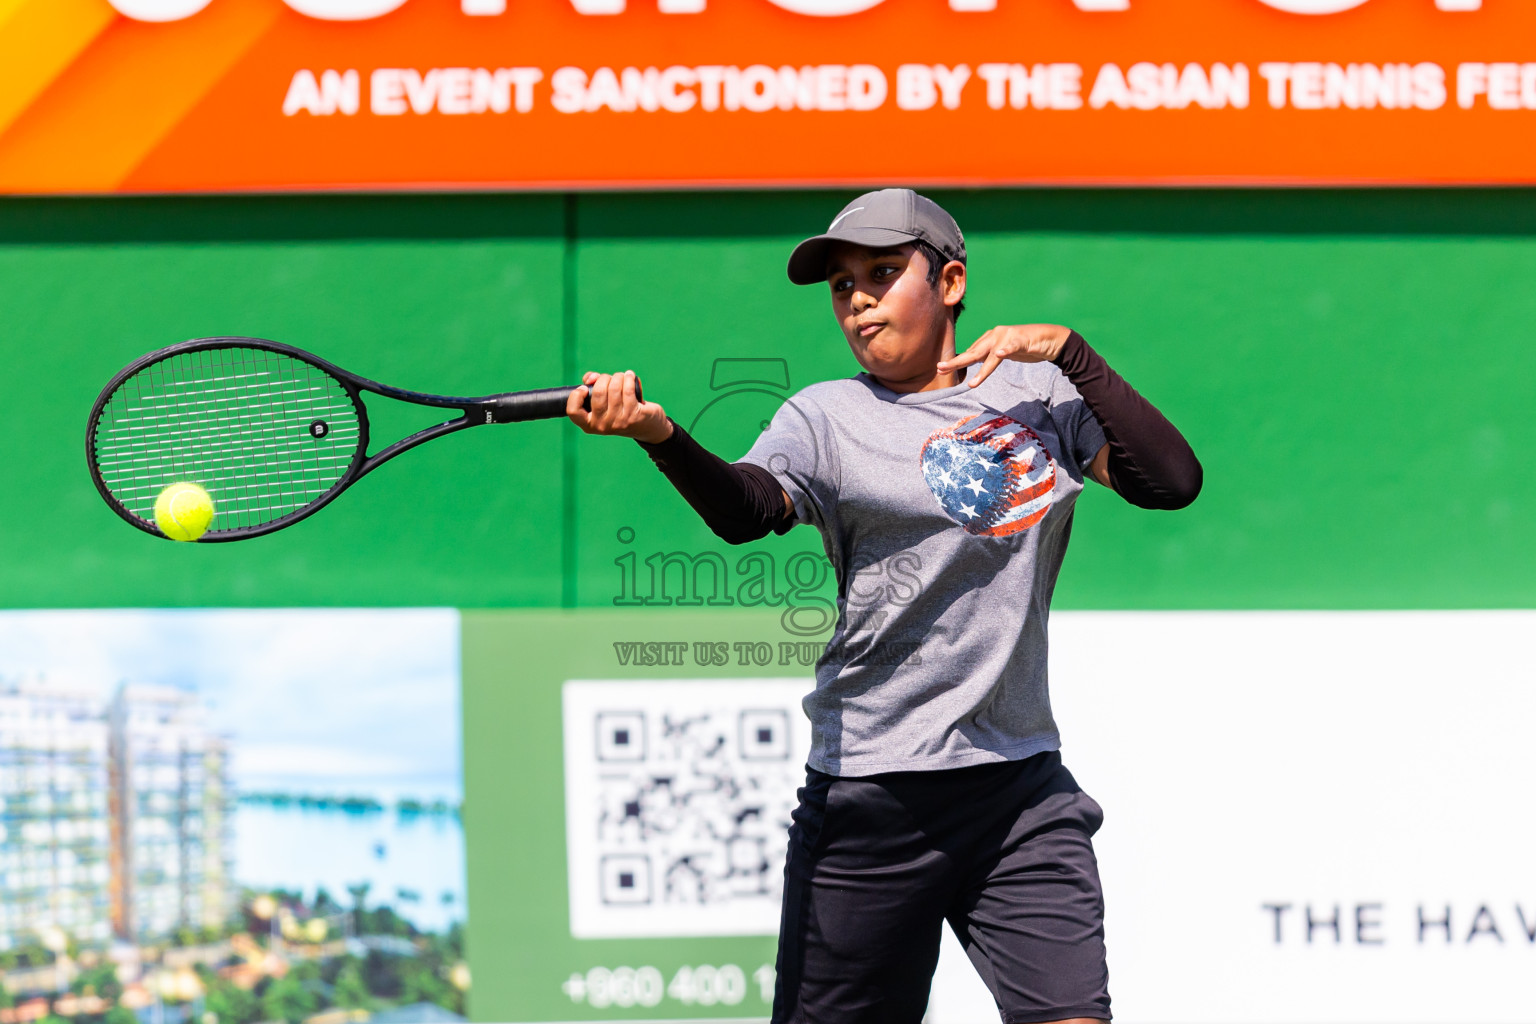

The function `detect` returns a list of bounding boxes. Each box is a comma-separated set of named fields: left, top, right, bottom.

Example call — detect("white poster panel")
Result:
left=557, top=614, right=1535, bottom=1024
left=943, top=610, right=1536, bottom=1024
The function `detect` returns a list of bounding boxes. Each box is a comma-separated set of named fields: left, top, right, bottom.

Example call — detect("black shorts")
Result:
left=772, top=750, right=1111, bottom=1024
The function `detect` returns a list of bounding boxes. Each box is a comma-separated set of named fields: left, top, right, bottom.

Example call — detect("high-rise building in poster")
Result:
left=0, top=677, right=113, bottom=951
left=108, top=685, right=232, bottom=943
left=0, top=676, right=231, bottom=950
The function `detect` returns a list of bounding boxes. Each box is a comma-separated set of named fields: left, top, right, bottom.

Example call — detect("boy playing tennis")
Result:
left=567, top=189, right=1201, bottom=1024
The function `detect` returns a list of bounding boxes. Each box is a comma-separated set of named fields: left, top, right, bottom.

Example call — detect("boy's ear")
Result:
left=941, top=260, right=967, bottom=308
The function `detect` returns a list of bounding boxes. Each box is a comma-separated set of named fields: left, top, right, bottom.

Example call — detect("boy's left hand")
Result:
left=938, top=324, right=1073, bottom=388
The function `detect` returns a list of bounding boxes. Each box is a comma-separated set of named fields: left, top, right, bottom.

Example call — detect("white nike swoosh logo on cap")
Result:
left=827, top=207, right=864, bottom=231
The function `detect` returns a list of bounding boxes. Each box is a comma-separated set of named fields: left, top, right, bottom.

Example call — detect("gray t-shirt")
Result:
left=741, top=360, right=1107, bottom=777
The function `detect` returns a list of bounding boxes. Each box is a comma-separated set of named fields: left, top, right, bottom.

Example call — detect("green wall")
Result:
left=3, top=189, right=1533, bottom=611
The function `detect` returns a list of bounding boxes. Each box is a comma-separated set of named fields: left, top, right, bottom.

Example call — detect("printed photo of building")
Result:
left=0, top=675, right=231, bottom=953
left=109, top=684, right=232, bottom=945
left=0, top=610, right=466, bottom=1024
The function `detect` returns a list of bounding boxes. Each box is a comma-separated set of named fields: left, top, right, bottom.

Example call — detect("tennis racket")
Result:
left=87, top=336, right=606, bottom=542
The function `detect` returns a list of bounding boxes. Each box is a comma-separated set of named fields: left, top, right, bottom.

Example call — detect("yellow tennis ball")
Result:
left=154, top=482, right=215, bottom=542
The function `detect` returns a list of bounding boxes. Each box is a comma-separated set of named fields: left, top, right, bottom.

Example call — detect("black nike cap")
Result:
left=787, top=188, right=967, bottom=286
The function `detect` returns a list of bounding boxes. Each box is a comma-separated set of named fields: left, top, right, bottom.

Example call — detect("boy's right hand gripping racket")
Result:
left=86, top=336, right=613, bottom=542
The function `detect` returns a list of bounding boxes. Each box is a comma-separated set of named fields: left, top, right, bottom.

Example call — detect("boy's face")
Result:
left=826, top=242, right=965, bottom=388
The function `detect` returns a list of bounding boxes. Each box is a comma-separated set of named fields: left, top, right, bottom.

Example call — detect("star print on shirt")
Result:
left=919, top=414, right=1057, bottom=537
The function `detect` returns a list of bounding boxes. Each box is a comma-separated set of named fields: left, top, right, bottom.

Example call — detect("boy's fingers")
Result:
left=622, top=371, right=640, bottom=409
left=941, top=344, right=986, bottom=369
left=604, top=372, right=626, bottom=414
left=566, top=385, right=592, bottom=427
left=588, top=373, right=612, bottom=415
left=569, top=370, right=658, bottom=436
left=967, top=351, right=1005, bottom=387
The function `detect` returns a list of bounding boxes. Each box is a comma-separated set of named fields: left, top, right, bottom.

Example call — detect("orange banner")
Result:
left=3, top=0, right=1536, bottom=192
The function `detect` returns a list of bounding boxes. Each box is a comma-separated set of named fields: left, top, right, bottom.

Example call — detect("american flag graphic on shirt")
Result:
left=920, top=414, right=1057, bottom=537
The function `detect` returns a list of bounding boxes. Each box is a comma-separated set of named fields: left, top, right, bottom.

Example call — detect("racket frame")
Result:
left=87, top=336, right=576, bottom=542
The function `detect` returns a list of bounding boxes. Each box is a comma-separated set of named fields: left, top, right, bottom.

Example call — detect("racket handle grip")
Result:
left=485, top=381, right=644, bottom=423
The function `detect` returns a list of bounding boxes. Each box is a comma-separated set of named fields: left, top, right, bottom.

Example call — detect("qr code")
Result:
left=562, top=679, right=812, bottom=938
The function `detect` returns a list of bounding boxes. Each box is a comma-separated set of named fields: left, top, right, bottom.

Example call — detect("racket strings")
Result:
left=93, top=347, right=363, bottom=533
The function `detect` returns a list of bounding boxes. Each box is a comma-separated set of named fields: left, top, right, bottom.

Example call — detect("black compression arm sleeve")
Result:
left=1052, top=331, right=1203, bottom=510
left=635, top=420, right=795, bottom=544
